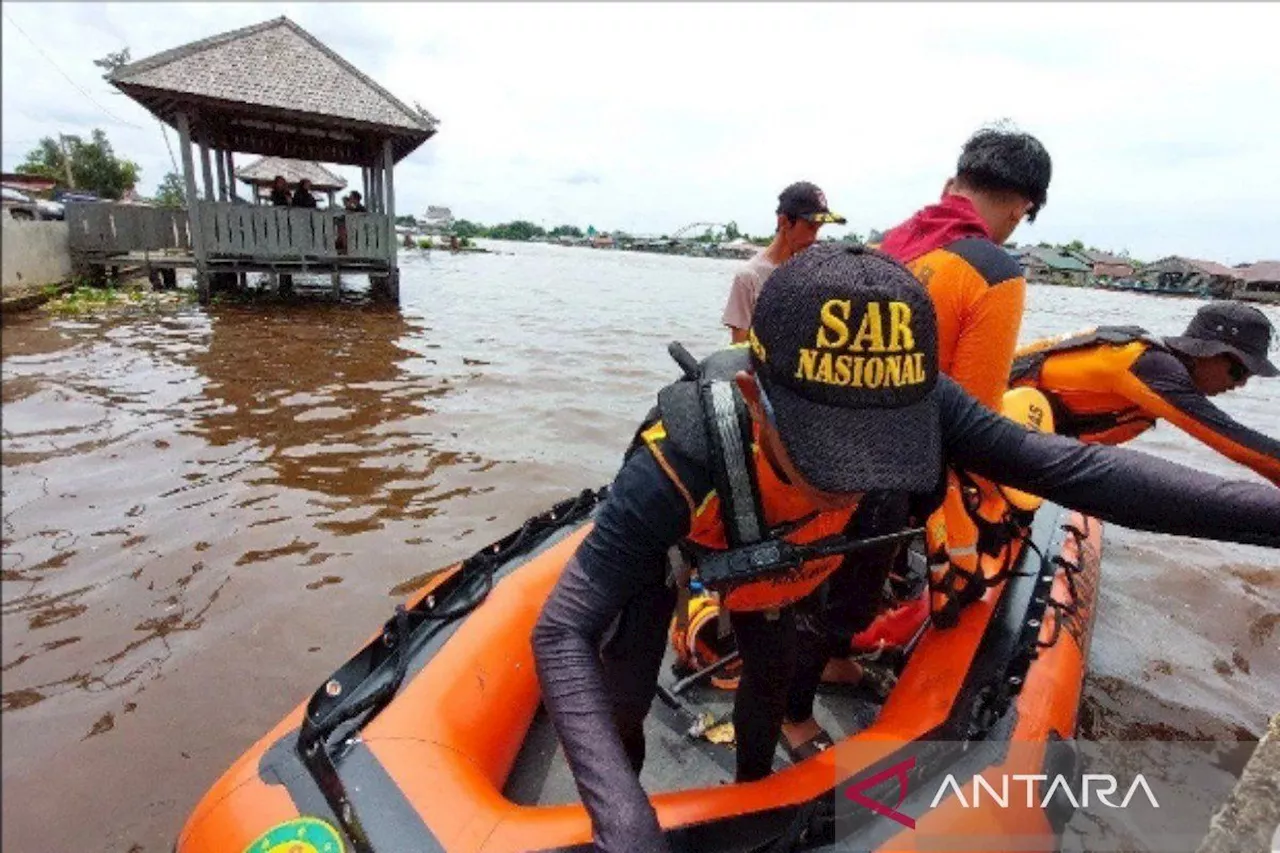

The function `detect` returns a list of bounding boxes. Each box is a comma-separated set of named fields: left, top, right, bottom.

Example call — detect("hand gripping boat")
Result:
left=175, top=406, right=1105, bottom=853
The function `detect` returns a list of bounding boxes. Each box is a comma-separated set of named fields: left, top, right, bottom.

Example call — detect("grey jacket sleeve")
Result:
left=937, top=377, right=1280, bottom=547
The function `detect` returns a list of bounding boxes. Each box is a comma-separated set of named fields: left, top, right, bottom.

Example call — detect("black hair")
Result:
left=954, top=127, right=1052, bottom=222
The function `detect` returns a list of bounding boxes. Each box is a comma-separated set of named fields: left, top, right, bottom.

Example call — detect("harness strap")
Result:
left=669, top=546, right=693, bottom=642
left=702, top=379, right=765, bottom=547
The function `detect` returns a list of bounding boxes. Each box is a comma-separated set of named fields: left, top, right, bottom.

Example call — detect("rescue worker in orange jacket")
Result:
left=531, top=244, right=1280, bottom=853
left=797, top=128, right=1054, bottom=731
left=1010, top=302, right=1280, bottom=485
left=877, top=127, right=1052, bottom=410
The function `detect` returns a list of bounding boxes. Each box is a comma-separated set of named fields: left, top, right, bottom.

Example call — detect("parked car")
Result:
left=36, top=198, right=65, bottom=220
left=2, top=187, right=41, bottom=220
left=52, top=189, right=101, bottom=204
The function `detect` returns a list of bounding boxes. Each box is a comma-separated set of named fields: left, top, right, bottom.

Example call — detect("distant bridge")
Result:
left=670, top=222, right=728, bottom=240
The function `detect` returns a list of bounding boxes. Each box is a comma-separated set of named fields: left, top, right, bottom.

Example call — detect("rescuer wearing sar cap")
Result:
left=532, top=243, right=1280, bottom=853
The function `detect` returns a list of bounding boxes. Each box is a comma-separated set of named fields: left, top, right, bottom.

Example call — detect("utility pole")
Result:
left=58, top=134, right=75, bottom=189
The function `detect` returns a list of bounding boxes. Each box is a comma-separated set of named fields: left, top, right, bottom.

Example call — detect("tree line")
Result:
left=15, top=129, right=142, bottom=201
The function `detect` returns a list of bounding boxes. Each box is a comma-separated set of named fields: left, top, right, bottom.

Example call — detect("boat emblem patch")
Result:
left=241, top=816, right=344, bottom=853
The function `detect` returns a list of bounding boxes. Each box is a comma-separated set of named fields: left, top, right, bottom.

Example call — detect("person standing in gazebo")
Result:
left=291, top=178, right=318, bottom=208
left=269, top=175, right=291, bottom=206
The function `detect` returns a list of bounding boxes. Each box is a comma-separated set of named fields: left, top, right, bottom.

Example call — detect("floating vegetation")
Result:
left=42, top=280, right=195, bottom=316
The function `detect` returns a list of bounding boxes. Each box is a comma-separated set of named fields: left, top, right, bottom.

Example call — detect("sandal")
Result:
left=779, top=728, right=835, bottom=763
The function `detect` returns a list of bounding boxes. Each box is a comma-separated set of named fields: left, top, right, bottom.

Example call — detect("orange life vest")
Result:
left=923, top=387, right=1054, bottom=628
left=641, top=419, right=861, bottom=612
left=1009, top=326, right=1166, bottom=443
left=628, top=344, right=899, bottom=615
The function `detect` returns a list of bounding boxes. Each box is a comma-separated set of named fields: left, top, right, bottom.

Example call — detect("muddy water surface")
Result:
left=2, top=242, right=1277, bottom=852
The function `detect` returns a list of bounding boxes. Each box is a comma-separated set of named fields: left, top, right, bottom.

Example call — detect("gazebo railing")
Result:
left=67, top=202, right=390, bottom=264
left=196, top=202, right=387, bottom=262
left=67, top=203, right=192, bottom=255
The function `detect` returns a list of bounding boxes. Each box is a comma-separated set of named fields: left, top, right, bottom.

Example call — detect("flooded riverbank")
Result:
left=3, top=241, right=1277, bottom=852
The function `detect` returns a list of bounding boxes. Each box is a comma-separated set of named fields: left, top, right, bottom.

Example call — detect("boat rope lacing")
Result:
left=295, top=486, right=607, bottom=853
left=1034, top=520, right=1092, bottom=653
left=968, top=517, right=1093, bottom=741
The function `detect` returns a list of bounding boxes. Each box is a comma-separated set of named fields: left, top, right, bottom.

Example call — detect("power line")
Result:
left=156, top=119, right=179, bottom=175
left=2, top=10, right=141, bottom=129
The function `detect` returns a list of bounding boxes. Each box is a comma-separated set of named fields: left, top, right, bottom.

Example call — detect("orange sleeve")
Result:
left=948, top=276, right=1026, bottom=410
left=914, top=243, right=1027, bottom=411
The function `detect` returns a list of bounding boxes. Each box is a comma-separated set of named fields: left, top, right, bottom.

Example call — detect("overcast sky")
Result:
left=2, top=2, right=1277, bottom=262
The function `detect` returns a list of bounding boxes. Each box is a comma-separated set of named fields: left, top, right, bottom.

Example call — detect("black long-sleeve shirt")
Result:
left=1129, top=349, right=1280, bottom=484
left=531, top=376, right=1280, bottom=853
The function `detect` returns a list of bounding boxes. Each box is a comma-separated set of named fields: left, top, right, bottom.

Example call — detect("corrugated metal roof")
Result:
left=110, top=17, right=435, bottom=133
left=1185, top=258, right=1244, bottom=279
left=1079, top=249, right=1129, bottom=265
left=1020, top=246, right=1091, bottom=272
left=1237, top=261, right=1280, bottom=283
left=235, top=157, right=347, bottom=190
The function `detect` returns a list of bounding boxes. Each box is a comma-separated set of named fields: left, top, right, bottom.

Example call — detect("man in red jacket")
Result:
left=788, top=128, right=1053, bottom=754
left=876, top=127, right=1052, bottom=409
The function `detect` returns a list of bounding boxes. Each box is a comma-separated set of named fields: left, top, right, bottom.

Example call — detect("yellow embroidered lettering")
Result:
left=850, top=303, right=886, bottom=353
left=814, top=351, right=834, bottom=383
left=816, top=300, right=851, bottom=349
left=900, top=354, right=918, bottom=384
left=884, top=355, right=902, bottom=386
left=864, top=358, right=885, bottom=388
left=796, top=348, right=818, bottom=380
left=888, top=301, right=915, bottom=353
left=834, top=354, right=852, bottom=385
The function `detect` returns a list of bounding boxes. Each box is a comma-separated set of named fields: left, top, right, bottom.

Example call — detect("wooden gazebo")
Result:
left=68, top=16, right=437, bottom=303
left=235, top=156, right=348, bottom=207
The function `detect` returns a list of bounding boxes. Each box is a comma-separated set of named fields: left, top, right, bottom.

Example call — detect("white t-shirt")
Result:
left=721, top=250, right=778, bottom=331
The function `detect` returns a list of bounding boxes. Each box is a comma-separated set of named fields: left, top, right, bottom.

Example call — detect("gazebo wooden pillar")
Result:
left=107, top=15, right=437, bottom=305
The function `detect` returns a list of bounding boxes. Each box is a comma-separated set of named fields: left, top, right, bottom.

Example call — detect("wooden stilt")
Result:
left=176, top=112, right=209, bottom=304
left=214, top=148, right=227, bottom=201
left=227, top=151, right=238, bottom=201
left=383, top=139, right=399, bottom=303
left=199, top=141, right=215, bottom=202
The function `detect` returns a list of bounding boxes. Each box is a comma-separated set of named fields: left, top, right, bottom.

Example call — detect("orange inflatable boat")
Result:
left=174, top=477, right=1103, bottom=853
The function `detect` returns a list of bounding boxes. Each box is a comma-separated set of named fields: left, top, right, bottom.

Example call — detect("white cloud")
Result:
left=3, top=1, right=1278, bottom=261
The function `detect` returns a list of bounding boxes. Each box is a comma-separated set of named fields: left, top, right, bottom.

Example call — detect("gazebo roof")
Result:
left=236, top=157, right=348, bottom=191
left=109, top=16, right=438, bottom=165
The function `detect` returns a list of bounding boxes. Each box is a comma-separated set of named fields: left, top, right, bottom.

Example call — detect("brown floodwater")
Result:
left=2, top=242, right=1277, bottom=852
